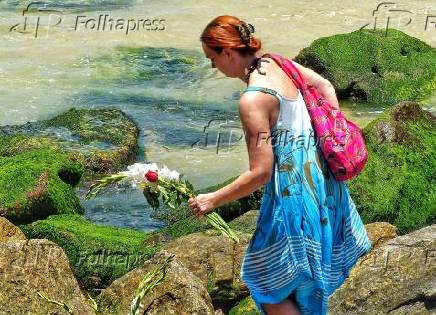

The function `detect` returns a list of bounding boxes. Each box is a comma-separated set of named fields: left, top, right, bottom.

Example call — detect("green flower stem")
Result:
left=86, top=173, right=239, bottom=243
left=129, top=254, right=174, bottom=315
left=85, top=173, right=128, bottom=200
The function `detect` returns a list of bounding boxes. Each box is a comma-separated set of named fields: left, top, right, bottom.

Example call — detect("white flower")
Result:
left=159, top=164, right=180, bottom=181
left=119, top=163, right=160, bottom=186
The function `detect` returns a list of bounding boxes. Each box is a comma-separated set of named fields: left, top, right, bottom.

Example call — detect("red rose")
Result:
left=145, top=170, right=158, bottom=182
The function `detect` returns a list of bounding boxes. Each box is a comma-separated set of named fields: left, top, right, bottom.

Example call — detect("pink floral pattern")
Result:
left=268, top=53, right=368, bottom=181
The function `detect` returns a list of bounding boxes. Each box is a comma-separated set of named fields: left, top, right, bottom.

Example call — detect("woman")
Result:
left=188, top=15, right=372, bottom=315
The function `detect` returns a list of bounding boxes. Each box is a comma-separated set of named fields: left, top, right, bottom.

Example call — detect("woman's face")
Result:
left=202, top=42, right=238, bottom=78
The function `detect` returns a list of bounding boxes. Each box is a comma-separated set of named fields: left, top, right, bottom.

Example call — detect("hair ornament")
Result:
left=236, top=22, right=255, bottom=45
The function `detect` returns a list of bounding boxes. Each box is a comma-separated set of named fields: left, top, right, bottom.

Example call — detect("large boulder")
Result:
left=0, top=142, right=84, bottom=224
left=0, top=107, right=139, bottom=223
left=0, top=217, right=26, bottom=242
left=348, top=102, right=436, bottom=234
left=0, top=107, right=139, bottom=180
left=19, top=214, right=161, bottom=292
left=294, top=29, right=436, bottom=105
left=329, top=224, right=436, bottom=314
left=96, top=249, right=215, bottom=314
left=42, top=107, right=139, bottom=179
left=0, top=239, right=95, bottom=314
left=162, top=230, right=252, bottom=310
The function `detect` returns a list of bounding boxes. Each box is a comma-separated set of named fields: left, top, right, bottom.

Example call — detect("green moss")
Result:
left=42, top=107, right=139, bottom=179
left=207, top=269, right=218, bottom=294
left=95, top=294, right=123, bottom=315
left=229, top=296, right=260, bottom=315
left=157, top=215, right=208, bottom=239
left=294, top=29, right=436, bottom=105
left=0, top=107, right=140, bottom=183
left=19, top=214, right=160, bottom=289
left=0, top=142, right=84, bottom=223
left=43, top=107, right=137, bottom=147
left=0, top=134, right=60, bottom=156
left=348, top=102, right=436, bottom=234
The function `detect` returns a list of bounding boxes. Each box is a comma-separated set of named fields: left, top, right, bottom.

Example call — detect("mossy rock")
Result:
left=348, top=102, right=436, bottom=234
left=229, top=295, right=260, bottom=315
left=0, top=141, right=84, bottom=224
left=42, top=107, right=139, bottom=179
left=294, top=28, right=436, bottom=105
left=19, top=214, right=161, bottom=292
left=154, top=215, right=208, bottom=239
left=0, top=107, right=139, bottom=180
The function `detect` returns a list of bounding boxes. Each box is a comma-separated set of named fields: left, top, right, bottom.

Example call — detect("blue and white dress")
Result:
left=240, top=86, right=372, bottom=315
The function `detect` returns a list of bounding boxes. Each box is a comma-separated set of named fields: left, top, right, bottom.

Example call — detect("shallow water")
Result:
left=1, top=0, right=434, bottom=231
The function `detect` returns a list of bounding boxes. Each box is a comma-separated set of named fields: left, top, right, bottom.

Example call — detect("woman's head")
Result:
left=200, top=15, right=262, bottom=78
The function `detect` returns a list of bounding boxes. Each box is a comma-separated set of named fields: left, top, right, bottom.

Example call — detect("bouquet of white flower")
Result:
left=85, top=163, right=239, bottom=243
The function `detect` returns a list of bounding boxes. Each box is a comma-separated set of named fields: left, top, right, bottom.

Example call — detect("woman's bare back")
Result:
left=245, top=56, right=300, bottom=129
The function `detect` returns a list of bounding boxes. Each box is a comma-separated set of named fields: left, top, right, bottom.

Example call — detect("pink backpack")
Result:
left=266, top=52, right=368, bottom=181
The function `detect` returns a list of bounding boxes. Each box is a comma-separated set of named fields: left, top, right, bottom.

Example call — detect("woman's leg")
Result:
left=261, top=295, right=301, bottom=315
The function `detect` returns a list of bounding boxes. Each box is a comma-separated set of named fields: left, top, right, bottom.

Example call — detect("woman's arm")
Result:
left=188, top=93, right=275, bottom=217
left=211, top=94, right=274, bottom=208
left=292, top=60, right=340, bottom=110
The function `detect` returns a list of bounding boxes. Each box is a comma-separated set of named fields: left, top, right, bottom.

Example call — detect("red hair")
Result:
left=200, top=15, right=261, bottom=56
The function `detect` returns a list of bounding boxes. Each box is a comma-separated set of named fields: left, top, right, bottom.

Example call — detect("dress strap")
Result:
left=243, top=86, right=282, bottom=103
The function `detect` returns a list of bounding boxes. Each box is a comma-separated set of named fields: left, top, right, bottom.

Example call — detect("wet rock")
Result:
left=0, top=143, right=84, bottom=224
left=19, top=214, right=161, bottom=292
left=0, top=107, right=139, bottom=223
left=96, top=249, right=214, bottom=315
left=162, top=230, right=252, bottom=312
left=0, top=239, right=95, bottom=314
left=294, top=29, right=436, bottom=105
left=348, top=102, right=435, bottom=234
left=0, top=107, right=139, bottom=180
left=329, top=224, right=436, bottom=314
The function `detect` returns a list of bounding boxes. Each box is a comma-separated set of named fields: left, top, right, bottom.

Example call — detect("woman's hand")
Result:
left=188, top=193, right=217, bottom=218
